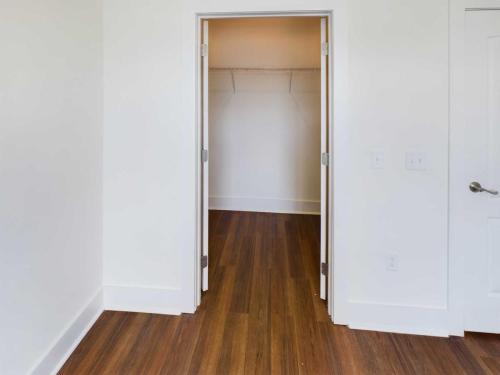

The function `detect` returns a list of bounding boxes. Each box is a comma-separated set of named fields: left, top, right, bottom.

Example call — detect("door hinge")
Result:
left=321, top=262, right=328, bottom=276
left=201, top=148, right=208, bottom=162
left=321, top=152, right=330, bottom=166
left=201, top=44, right=208, bottom=57
left=201, top=255, right=208, bottom=269
left=321, top=42, right=329, bottom=56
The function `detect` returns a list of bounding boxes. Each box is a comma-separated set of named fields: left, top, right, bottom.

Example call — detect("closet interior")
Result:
left=208, top=17, right=322, bottom=214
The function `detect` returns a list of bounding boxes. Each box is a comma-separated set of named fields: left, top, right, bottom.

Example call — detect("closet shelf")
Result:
left=209, top=67, right=320, bottom=72
left=209, top=67, right=320, bottom=94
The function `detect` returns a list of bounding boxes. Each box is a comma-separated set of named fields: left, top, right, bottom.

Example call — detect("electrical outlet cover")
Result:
left=386, top=254, right=399, bottom=271
left=405, top=152, right=427, bottom=171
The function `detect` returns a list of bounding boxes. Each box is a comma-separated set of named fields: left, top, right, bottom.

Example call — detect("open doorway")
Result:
left=196, top=14, right=333, bottom=315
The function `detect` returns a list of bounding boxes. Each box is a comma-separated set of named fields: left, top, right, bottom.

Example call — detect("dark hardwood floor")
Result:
left=60, top=210, right=500, bottom=374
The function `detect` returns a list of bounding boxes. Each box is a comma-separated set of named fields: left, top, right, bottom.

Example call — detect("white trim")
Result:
left=194, top=11, right=340, bottom=322
left=30, top=289, right=103, bottom=375
left=320, top=17, right=328, bottom=301
left=195, top=15, right=203, bottom=314
left=327, top=12, right=335, bottom=318
left=463, top=0, right=500, bottom=10
left=348, top=323, right=449, bottom=338
left=329, top=7, right=349, bottom=324
left=465, top=7, right=500, bottom=10
left=103, top=285, right=183, bottom=316
left=448, top=0, right=476, bottom=338
left=201, top=19, right=209, bottom=293
left=197, top=11, right=336, bottom=18
left=347, top=300, right=450, bottom=337
left=448, top=0, right=465, bottom=338
left=209, top=196, right=320, bottom=215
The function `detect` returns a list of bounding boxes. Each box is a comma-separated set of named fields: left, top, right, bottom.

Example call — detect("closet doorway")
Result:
left=196, top=13, right=333, bottom=315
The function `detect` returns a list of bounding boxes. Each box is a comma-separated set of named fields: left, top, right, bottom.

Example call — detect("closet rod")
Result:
left=209, top=67, right=320, bottom=72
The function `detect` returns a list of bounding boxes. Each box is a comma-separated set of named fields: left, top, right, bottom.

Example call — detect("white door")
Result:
left=201, top=20, right=209, bottom=291
left=320, top=18, right=329, bottom=300
left=461, top=10, right=500, bottom=333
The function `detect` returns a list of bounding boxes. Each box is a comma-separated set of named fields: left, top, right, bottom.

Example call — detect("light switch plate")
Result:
left=370, top=151, right=384, bottom=169
left=386, top=254, right=399, bottom=272
left=405, top=152, right=426, bottom=171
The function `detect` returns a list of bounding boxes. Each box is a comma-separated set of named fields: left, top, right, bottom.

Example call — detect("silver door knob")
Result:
left=469, top=181, right=499, bottom=195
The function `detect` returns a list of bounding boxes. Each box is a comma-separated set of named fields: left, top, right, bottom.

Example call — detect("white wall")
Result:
left=102, top=0, right=190, bottom=313
left=345, top=0, right=448, bottom=331
left=209, top=18, right=321, bottom=214
left=103, top=0, right=452, bottom=335
left=209, top=17, right=320, bottom=69
left=0, top=1, right=103, bottom=374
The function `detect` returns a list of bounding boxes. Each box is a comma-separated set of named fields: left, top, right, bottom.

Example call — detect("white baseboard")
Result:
left=209, top=196, right=320, bottom=215
left=31, top=289, right=103, bottom=375
left=103, top=285, right=184, bottom=315
left=346, top=300, right=450, bottom=337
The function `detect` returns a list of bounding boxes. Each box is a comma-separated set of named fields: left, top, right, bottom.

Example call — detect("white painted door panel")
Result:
left=202, top=20, right=209, bottom=291
left=320, top=18, right=328, bottom=300
left=463, top=10, right=500, bottom=333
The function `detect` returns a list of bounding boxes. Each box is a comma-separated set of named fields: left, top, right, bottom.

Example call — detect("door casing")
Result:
left=194, top=10, right=336, bottom=319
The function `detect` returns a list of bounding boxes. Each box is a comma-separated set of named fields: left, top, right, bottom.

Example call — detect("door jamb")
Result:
left=194, top=10, right=337, bottom=321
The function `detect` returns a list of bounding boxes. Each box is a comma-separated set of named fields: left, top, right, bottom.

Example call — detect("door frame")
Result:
left=194, top=10, right=340, bottom=320
left=449, top=0, right=500, bottom=336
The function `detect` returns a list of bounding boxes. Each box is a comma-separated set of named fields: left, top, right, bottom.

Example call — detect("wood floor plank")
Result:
left=58, top=311, right=126, bottom=374
left=288, top=278, right=328, bottom=375
left=158, top=314, right=203, bottom=375
left=189, top=267, right=237, bottom=374
left=60, top=211, right=500, bottom=375
left=244, top=232, right=272, bottom=374
left=82, top=312, right=133, bottom=374
left=230, top=234, right=255, bottom=314
left=285, top=217, right=305, bottom=279
left=91, top=313, right=151, bottom=374
left=448, top=336, right=487, bottom=375
left=216, top=312, right=249, bottom=375
left=135, top=316, right=180, bottom=375
left=218, top=212, right=241, bottom=267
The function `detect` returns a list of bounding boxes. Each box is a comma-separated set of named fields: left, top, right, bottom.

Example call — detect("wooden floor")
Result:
left=61, top=211, right=500, bottom=374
